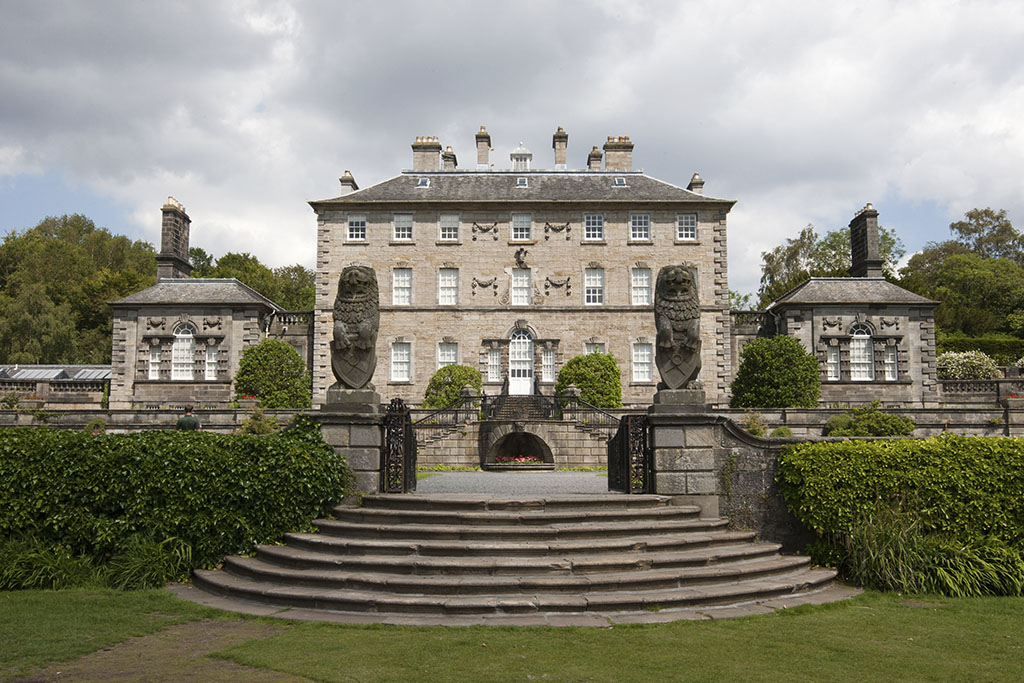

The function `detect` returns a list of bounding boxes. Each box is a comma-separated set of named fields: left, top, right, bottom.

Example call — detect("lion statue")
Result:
left=654, top=264, right=701, bottom=389
left=330, top=265, right=379, bottom=390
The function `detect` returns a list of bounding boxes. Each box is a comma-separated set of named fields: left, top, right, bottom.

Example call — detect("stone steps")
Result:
left=281, top=528, right=760, bottom=558
left=249, top=540, right=783, bottom=576
left=189, top=493, right=844, bottom=625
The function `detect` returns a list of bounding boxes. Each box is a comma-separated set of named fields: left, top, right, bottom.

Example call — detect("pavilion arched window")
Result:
left=171, top=323, right=197, bottom=380
left=849, top=323, right=874, bottom=381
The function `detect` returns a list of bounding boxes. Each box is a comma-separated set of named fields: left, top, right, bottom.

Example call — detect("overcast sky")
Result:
left=1, top=0, right=1022, bottom=297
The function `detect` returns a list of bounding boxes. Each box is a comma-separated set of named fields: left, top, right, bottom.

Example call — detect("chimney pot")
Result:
left=157, top=198, right=192, bottom=279
left=441, top=145, right=458, bottom=171
left=849, top=203, right=884, bottom=277
left=475, top=125, right=491, bottom=169
left=603, top=135, right=634, bottom=171
left=411, top=135, right=442, bottom=171
left=339, top=170, right=359, bottom=195
left=687, top=172, right=705, bottom=195
left=552, top=126, right=568, bottom=169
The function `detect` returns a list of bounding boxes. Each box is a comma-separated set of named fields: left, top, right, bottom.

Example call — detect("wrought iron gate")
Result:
left=608, top=414, right=651, bottom=494
left=382, top=398, right=417, bottom=493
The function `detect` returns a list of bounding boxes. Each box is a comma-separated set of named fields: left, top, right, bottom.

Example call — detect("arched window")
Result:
left=849, top=323, right=874, bottom=381
left=172, top=323, right=197, bottom=380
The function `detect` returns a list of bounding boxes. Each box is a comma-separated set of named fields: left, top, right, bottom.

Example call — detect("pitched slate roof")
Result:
left=768, top=277, right=937, bottom=308
left=310, top=171, right=734, bottom=206
left=109, top=278, right=281, bottom=309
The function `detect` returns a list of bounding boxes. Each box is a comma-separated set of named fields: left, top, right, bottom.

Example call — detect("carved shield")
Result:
left=332, top=342, right=377, bottom=389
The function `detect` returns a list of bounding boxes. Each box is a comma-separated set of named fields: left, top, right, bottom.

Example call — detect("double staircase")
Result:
left=190, top=494, right=847, bottom=625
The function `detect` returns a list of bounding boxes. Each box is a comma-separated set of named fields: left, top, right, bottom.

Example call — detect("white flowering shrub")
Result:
left=1016, top=356, right=1024, bottom=367
left=937, top=351, right=1001, bottom=380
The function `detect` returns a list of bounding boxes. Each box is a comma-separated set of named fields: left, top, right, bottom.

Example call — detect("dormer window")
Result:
left=515, top=177, right=528, bottom=188
left=613, top=177, right=627, bottom=187
left=416, top=177, right=430, bottom=188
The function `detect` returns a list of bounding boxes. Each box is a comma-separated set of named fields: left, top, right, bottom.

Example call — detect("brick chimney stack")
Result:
left=849, top=203, right=884, bottom=278
left=442, top=145, right=458, bottom=170
left=587, top=145, right=602, bottom=171
left=552, top=126, right=568, bottom=169
left=411, top=136, right=442, bottom=171
left=338, top=170, right=359, bottom=195
left=156, top=197, right=192, bottom=279
left=603, top=135, right=634, bottom=171
left=475, top=126, right=491, bottom=169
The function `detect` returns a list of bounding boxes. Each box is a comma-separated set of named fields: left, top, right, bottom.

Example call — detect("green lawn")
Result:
left=3, top=589, right=1023, bottom=682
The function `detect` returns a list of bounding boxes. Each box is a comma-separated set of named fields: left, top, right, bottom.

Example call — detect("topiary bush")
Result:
left=937, top=350, right=1001, bottom=380
left=770, top=425, right=794, bottom=438
left=422, top=364, right=483, bottom=409
left=777, top=436, right=1024, bottom=595
left=823, top=401, right=916, bottom=437
left=0, top=417, right=350, bottom=586
left=554, top=353, right=622, bottom=409
left=730, top=336, right=820, bottom=409
left=234, top=338, right=312, bottom=409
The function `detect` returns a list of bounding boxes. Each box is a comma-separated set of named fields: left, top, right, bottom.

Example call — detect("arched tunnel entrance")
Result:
left=486, top=430, right=553, bottom=466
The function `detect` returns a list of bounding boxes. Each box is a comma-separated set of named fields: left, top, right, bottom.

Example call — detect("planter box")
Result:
left=237, top=400, right=259, bottom=409
left=19, top=399, right=44, bottom=410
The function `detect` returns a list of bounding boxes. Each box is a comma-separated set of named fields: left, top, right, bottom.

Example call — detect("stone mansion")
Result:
left=310, top=127, right=736, bottom=407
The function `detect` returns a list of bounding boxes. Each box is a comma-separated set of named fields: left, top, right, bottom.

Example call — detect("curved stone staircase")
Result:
left=186, top=494, right=852, bottom=625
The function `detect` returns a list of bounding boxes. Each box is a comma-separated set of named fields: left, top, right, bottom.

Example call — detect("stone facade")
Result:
left=310, top=127, right=735, bottom=408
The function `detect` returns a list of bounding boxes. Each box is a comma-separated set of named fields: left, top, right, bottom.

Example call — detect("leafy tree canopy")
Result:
left=757, top=224, right=905, bottom=308
left=0, top=215, right=156, bottom=363
left=190, top=248, right=314, bottom=310
left=900, top=208, right=1024, bottom=337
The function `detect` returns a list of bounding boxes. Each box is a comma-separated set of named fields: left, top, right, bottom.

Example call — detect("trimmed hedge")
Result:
left=730, top=336, right=820, bottom=409
left=422, top=364, right=483, bottom=409
left=938, top=336, right=1024, bottom=366
left=777, top=436, right=1024, bottom=546
left=0, top=418, right=351, bottom=569
left=234, top=338, right=312, bottom=409
left=554, top=353, right=622, bottom=409
left=778, top=436, right=1024, bottom=595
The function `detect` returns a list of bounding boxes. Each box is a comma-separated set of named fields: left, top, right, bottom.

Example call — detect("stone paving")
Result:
left=416, top=471, right=609, bottom=495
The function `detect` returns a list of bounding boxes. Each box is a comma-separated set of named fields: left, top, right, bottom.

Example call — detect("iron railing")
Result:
left=410, top=393, right=479, bottom=446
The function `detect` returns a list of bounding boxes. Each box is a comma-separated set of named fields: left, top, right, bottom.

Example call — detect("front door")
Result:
left=509, top=330, right=534, bottom=395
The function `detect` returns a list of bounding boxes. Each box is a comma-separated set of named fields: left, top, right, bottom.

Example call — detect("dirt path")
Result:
left=13, top=620, right=309, bottom=682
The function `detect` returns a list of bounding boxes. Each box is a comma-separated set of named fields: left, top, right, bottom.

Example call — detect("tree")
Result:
left=272, top=264, right=315, bottom=310
left=205, top=252, right=279, bottom=302
left=422, top=364, right=482, bottom=409
left=901, top=252, right=1024, bottom=337
left=730, top=336, right=820, bottom=409
left=234, top=339, right=312, bottom=409
left=949, top=207, right=1023, bottom=263
left=0, top=215, right=156, bottom=363
left=554, top=353, right=622, bottom=409
left=757, top=224, right=905, bottom=308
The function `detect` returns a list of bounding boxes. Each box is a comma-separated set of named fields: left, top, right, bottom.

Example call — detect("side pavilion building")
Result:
left=309, top=127, right=736, bottom=407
